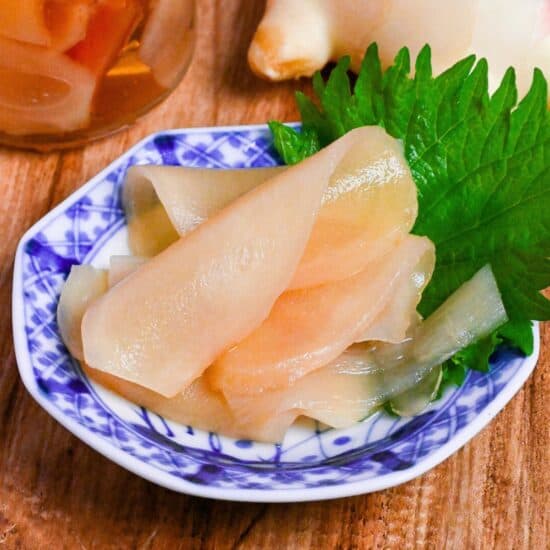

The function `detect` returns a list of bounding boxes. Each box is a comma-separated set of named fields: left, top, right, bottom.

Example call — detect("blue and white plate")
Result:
left=12, top=124, right=540, bottom=502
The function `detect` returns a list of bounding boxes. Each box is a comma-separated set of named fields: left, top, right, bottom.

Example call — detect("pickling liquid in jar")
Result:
left=0, top=0, right=195, bottom=151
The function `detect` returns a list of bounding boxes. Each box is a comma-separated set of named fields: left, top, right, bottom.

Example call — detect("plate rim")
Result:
left=11, top=124, right=541, bottom=503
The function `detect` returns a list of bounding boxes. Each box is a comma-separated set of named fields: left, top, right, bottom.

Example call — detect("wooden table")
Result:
left=1, top=2, right=548, bottom=548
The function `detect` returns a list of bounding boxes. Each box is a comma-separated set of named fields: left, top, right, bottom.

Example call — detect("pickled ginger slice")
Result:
left=108, top=255, right=146, bottom=287
left=124, top=165, right=283, bottom=256
left=210, top=235, right=434, bottom=398
left=355, top=239, right=435, bottom=343
left=316, top=265, right=508, bottom=412
left=82, top=129, right=368, bottom=397
left=0, top=0, right=93, bottom=51
left=82, top=365, right=243, bottom=437
left=58, top=257, right=144, bottom=359
left=0, top=36, right=96, bottom=134
left=85, top=364, right=302, bottom=442
left=85, top=360, right=372, bottom=443
left=124, top=126, right=416, bottom=288
left=139, top=0, right=195, bottom=88
left=57, top=265, right=107, bottom=361
left=0, top=1, right=52, bottom=47
left=229, top=265, right=507, bottom=438
left=226, top=358, right=376, bottom=435
left=289, top=126, right=417, bottom=289
left=57, top=260, right=296, bottom=441
left=68, top=0, right=143, bottom=76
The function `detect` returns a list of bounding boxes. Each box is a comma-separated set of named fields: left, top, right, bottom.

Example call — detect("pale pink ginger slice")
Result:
left=0, top=0, right=93, bottom=51
left=123, top=165, right=284, bottom=256
left=57, top=260, right=247, bottom=437
left=81, top=129, right=369, bottom=397
left=57, top=265, right=108, bottom=361
left=57, top=257, right=145, bottom=356
left=210, top=235, right=435, bottom=398
left=82, top=365, right=246, bottom=438
left=123, top=126, right=416, bottom=288
left=0, top=36, right=96, bottom=135
left=224, top=358, right=377, bottom=439
left=57, top=252, right=421, bottom=443
left=289, top=126, right=417, bottom=289
left=84, top=359, right=374, bottom=443
left=356, top=240, right=435, bottom=343
left=64, top=257, right=500, bottom=444
left=58, top=259, right=291, bottom=441
left=85, top=363, right=306, bottom=442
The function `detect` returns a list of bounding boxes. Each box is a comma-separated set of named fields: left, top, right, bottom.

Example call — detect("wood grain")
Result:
left=0, top=1, right=548, bottom=548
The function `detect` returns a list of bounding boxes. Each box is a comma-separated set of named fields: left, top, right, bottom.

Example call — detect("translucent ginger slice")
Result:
left=139, top=0, right=195, bottom=88
left=210, top=235, right=435, bottom=398
left=57, top=265, right=108, bottom=361
left=108, top=255, right=146, bottom=287
left=0, top=36, right=96, bottom=135
left=60, top=265, right=293, bottom=443
left=318, top=265, right=508, bottom=411
left=0, top=0, right=93, bottom=51
left=124, top=126, right=416, bottom=288
left=86, top=363, right=310, bottom=443
left=57, top=264, right=355, bottom=442
left=85, top=360, right=375, bottom=442
left=57, top=259, right=235, bottom=436
left=82, top=366, right=247, bottom=438
left=225, top=358, right=376, bottom=434
left=82, top=129, right=369, bottom=397
left=289, top=125, right=417, bottom=289
left=355, top=240, right=434, bottom=343
left=57, top=262, right=291, bottom=441
left=57, top=258, right=142, bottom=360
left=123, top=165, right=284, bottom=256
left=228, top=265, right=506, bottom=437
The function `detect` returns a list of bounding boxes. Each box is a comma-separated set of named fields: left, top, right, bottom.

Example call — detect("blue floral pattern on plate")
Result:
left=12, top=124, right=539, bottom=502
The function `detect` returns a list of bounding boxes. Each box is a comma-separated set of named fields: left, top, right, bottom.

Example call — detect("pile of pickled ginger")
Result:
left=57, top=127, right=507, bottom=442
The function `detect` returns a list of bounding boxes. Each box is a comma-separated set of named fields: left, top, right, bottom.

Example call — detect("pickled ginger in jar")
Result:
left=0, top=0, right=195, bottom=150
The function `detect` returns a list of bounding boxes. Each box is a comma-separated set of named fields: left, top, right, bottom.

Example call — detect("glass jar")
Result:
left=0, top=0, right=195, bottom=151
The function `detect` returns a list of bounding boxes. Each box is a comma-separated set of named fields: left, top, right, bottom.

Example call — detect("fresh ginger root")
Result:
left=248, top=0, right=550, bottom=97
